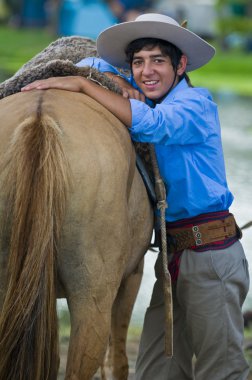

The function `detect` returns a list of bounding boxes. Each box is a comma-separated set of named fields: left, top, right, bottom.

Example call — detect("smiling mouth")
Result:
left=144, top=80, right=159, bottom=85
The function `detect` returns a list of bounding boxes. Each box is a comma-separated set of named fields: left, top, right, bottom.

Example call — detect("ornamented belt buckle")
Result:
left=192, top=225, right=202, bottom=245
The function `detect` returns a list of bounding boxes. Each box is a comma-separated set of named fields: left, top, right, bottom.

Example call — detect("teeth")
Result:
left=145, top=81, right=158, bottom=85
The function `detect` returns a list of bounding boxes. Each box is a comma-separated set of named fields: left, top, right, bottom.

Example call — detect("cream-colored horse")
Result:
left=0, top=89, right=153, bottom=380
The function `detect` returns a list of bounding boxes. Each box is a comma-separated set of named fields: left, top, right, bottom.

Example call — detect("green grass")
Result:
left=0, top=25, right=55, bottom=74
left=0, top=25, right=252, bottom=96
left=58, top=308, right=71, bottom=339
left=190, top=48, right=252, bottom=96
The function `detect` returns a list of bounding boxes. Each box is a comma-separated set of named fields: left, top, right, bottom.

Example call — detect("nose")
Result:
left=142, top=62, right=154, bottom=76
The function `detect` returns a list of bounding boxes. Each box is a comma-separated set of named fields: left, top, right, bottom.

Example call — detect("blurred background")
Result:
left=0, top=0, right=252, bottom=89
left=0, top=0, right=252, bottom=376
left=0, top=0, right=252, bottom=46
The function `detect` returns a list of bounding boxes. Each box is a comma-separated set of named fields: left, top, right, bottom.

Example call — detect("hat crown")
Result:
left=135, top=13, right=180, bottom=27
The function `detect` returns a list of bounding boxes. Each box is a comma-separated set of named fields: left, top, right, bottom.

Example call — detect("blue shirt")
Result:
left=77, top=57, right=234, bottom=221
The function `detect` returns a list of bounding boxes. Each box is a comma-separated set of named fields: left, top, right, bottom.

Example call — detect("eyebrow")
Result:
left=132, top=53, right=166, bottom=60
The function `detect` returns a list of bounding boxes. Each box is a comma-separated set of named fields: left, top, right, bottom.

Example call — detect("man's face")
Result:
left=131, top=46, right=179, bottom=101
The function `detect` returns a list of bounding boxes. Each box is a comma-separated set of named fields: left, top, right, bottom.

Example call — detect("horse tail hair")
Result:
left=0, top=107, right=71, bottom=380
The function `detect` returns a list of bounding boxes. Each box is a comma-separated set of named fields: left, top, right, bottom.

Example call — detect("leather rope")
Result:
left=241, top=221, right=252, bottom=230
left=149, top=144, right=173, bottom=357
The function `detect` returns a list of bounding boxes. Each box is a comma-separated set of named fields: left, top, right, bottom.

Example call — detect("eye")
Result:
left=132, top=60, right=143, bottom=66
left=153, top=58, right=165, bottom=64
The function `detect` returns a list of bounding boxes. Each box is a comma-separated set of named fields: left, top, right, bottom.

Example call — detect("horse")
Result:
left=0, top=88, right=154, bottom=380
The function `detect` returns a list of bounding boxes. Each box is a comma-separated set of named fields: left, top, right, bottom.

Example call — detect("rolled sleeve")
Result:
left=76, top=57, right=129, bottom=79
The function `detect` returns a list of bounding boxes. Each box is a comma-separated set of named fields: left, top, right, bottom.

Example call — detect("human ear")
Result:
left=177, top=55, right=187, bottom=75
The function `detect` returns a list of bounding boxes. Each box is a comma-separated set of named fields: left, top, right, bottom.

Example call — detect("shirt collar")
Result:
left=162, top=78, right=189, bottom=103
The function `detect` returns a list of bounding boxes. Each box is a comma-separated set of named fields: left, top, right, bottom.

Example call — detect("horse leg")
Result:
left=107, top=258, right=144, bottom=380
left=65, top=295, right=112, bottom=380
left=62, top=242, right=130, bottom=380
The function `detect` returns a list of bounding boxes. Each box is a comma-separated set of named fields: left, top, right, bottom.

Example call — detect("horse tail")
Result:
left=0, top=107, right=71, bottom=380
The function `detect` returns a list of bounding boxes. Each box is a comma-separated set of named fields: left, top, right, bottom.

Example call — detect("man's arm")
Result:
left=21, top=76, right=133, bottom=127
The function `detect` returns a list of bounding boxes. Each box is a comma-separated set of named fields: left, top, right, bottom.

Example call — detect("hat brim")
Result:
left=97, top=20, right=215, bottom=71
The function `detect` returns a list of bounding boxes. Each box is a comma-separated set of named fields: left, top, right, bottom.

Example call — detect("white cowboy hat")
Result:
left=97, top=13, right=215, bottom=71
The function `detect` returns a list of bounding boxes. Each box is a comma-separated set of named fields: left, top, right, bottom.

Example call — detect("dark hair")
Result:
left=125, top=38, right=192, bottom=86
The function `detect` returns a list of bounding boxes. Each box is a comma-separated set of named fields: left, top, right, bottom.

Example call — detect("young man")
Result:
left=22, top=13, right=250, bottom=380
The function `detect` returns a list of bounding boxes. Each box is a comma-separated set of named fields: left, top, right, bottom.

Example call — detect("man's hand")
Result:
left=21, top=76, right=85, bottom=92
left=104, top=72, right=145, bottom=102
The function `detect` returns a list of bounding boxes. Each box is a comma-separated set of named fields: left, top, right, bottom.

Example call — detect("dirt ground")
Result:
left=57, top=336, right=138, bottom=379
left=58, top=335, right=252, bottom=379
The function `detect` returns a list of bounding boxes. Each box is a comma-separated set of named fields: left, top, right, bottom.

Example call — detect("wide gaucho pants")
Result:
left=135, top=241, right=250, bottom=380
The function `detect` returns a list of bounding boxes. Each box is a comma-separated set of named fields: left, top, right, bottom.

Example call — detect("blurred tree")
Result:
left=0, top=0, right=9, bottom=21
left=3, top=0, right=21, bottom=24
left=20, top=0, right=47, bottom=26
left=216, top=0, right=252, bottom=50
left=4, top=0, right=48, bottom=27
left=107, top=0, right=154, bottom=21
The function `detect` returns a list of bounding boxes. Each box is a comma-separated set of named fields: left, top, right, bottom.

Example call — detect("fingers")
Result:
left=122, top=88, right=145, bottom=102
left=122, top=90, right=130, bottom=98
left=21, top=78, right=58, bottom=91
left=21, top=76, right=84, bottom=92
left=138, top=92, right=146, bottom=102
left=21, top=80, right=45, bottom=91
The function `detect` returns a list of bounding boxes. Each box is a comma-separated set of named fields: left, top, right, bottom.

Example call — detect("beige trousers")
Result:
left=135, top=241, right=250, bottom=380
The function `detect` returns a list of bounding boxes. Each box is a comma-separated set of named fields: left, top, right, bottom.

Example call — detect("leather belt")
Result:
left=166, top=214, right=239, bottom=253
